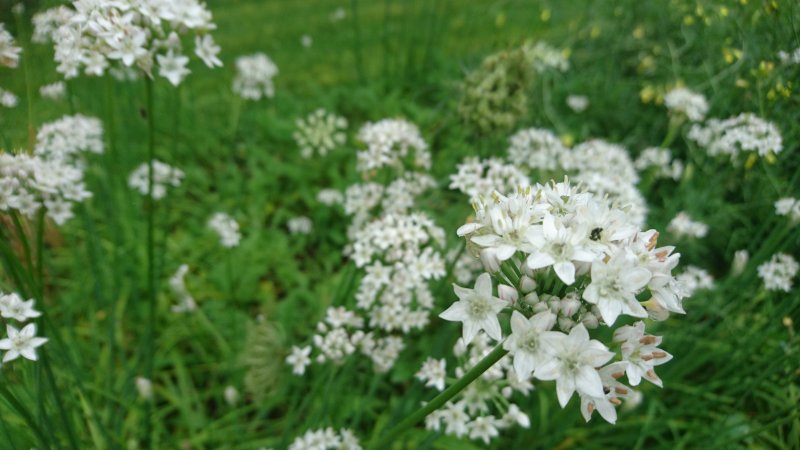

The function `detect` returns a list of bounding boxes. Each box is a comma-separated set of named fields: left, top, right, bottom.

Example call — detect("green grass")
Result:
left=1, top=0, right=799, bottom=449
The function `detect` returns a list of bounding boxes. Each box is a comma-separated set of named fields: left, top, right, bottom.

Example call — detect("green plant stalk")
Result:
left=368, top=344, right=508, bottom=449
left=143, top=75, right=157, bottom=449
left=13, top=8, right=35, bottom=151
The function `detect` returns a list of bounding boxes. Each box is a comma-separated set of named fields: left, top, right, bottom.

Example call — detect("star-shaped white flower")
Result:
left=286, top=345, right=312, bottom=375
left=526, top=214, right=596, bottom=285
left=503, top=310, right=560, bottom=380
left=534, top=324, right=614, bottom=407
left=582, top=251, right=651, bottom=325
left=440, top=273, right=507, bottom=344
left=157, top=50, right=190, bottom=86
left=0, top=323, right=48, bottom=362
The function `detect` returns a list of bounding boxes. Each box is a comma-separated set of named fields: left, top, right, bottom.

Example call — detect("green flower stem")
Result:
left=660, top=117, right=683, bottom=149
left=143, top=75, right=157, bottom=449
left=368, top=344, right=508, bottom=450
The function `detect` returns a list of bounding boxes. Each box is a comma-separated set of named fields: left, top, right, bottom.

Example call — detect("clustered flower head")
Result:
left=688, top=113, right=783, bottom=162
left=774, top=197, right=800, bottom=223
left=40, top=81, right=67, bottom=100
left=0, top=23, right=22, bottom=68
left=32, top=6, right=75, bottom=43
left=35, top=114, right=104, bottom=162
left=288, top=427, right=361, bottom=450
left=757, top=253, right=798, bottom=292
left=0, top=87, right=19, bottom=108
left=127, top=160, right=184, bottom=199
left=667, top=211, right=708, bottom=239
left=287, top=216, right=313, bottom=235
left=1, top=151, right=92, bottom=224
left=507, top=127, right=568, bottom=172
left=566, top=95, right=589, bottom=112
left=232, top=53, right=278, bottom=100
left=356, top=119, right=430, bottom=173
left=169, top=264, right=196, bottom=313
left=634, top=147, right=684, bottom=181
left=449, top=157, right=529, bottom=202
left=674, top=266, right=713, bottom=297
left=47, top=0, right=221, bottom=85
left=293, top=109, right=348, bottom=159
left=316, top=188, right=343, bottom=206
left=777, top=48, right=800, bottom=65
left=0, top=291, right=47, bottom=363
left=434, top=179, right=688, bottom=433
left=522, top=41, right=570, bottom=73
left=208, top=212, right=241, bottom=247
left=664, top=87, right=708, bottom=122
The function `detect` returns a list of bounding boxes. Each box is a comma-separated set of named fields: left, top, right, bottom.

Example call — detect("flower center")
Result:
left=468, top=296, right=492, bottom=318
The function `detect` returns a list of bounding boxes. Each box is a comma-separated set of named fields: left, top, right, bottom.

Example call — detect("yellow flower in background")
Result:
left=540, top=8, right=551, bottom=22
left=560, top=133, right=574, bottom=147
left=722, top=47, right=742, bottom=64
left=495, top=12, right=506, bottom=28
left=591, top=25, right=601, bottom=38
left=640, top=85, right=656, bottom=104
left=632, top=26, right=645, bottom=39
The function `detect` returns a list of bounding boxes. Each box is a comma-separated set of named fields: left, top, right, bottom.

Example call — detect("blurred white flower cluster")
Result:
left=0, top=153, right=90, bottom=224
left=774, top=197, right=800, bottom=223
left=688, top=113, right=783, bottom=162
left=208, top=212, right=241, bottom=248
left=32, top=6, right=75, bottom=43
left=127, top=160, right=184, bottom=200
left=664, top=87, right=708, bottom=122
left=288, top=427, right=361, bottom=450
left=0, top=87, right=18, bottom=107
left=757, top=253, right=798, bottom=292
left=634, top=147, right=684, bottom=181
left=0, top=292, right=47, bottom=364
left=232, top=53, right=278, bottom=100
left=40, top=81, right=66, bottom=100
left=293, top=109, right=347, bottom=159
left=674, top=266, right=714, bottom=297
left=433, top=180, right=688, bottom=436
left=507, top=127, right=567, bottom=172
left=287, top=216, right=313, bottom=235
left=356, top=119, right=430, bottom=173
left=169, top=264, right=197, bottom=313
left=449, top=157, right=529, bottom=202
left=34, top=114, right=104, bottom=162
left=42, top=0, right=221, bottom=85
left=0, top=23, right=21, bottom=68
left=777, top=47, right=800, bottom=65
left=523, top=41, right=570, bottom=73
left=667, top=211, right=708, bottom=239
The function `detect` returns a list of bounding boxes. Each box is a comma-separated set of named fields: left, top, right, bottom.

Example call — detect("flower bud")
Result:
left=523, top=292, right=540, bottom=306
left=480, top=249, right=501, bottom=273
left=581, top=312, right=599, bottom=329
left=519, top=275, right=537, bottom=293
left=560, top=296, right=581, bottom=317
left=558, top=316, right=575, bottom=331
left=224, top=386, right=239, bottom=406
left=498, top=284, right=519, bottom=304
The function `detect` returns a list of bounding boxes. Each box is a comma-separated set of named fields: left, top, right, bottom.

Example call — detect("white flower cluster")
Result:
left=288, top=427, right=361, bottom=450
left=664, top=87, right=708, bottom=122
left=634, top=147, right=684, bottom=181
left=775, top=197, right=800, bottom=223
left=32, top=6, right=74, bottom=43
left=40, top=81, right=66, bottom=100
left=566, top=95, right=589, bottom=112
left=667, top=211, right=708, bottom=239
left=0, top=292, right=47, bottom=363
left=0, top=151, right=92, bottom=224
left=169, top=264, right=196, bottom=313
left=48, top=0, right=221, bottom=84
left=287, top=216, right=313, bottom=235
left=440, top=180, right=687, bottom=427
left=0, top=23, right=21, bottom=69
left=757, top=253, right=798, bottom=292
left=0, top=87, right=18, bottom=108
left=778, top=48, right=800, bottom=65
left=523, top=41, right=570, bottom=73
left=232, top=53, right=278, bottom=100
left=507, top=127, right=568, bottom=172
left=316, top=188, right=344, bottom=206
left=127, top=160, right=184, bottom=200
left=424, top=331, right=532, bottom=444
left=688, top=113, right=783, bottom=161
left=674, top=266, right=713, bottom=297
left=356, top=119, right=430, bottom=173
left=35, top=114, right=104, bottom=162
left=449, top=157, right=529, bottom=202
left=208, top=212, right=241, bottom=248
left=293, top=109, right=348, bottom=158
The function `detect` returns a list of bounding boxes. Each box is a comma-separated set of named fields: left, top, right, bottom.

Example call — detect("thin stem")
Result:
left=143, top=75, right=157, bottom=449
left=368, top=344, right=508, bottom=449
left=350, top=0, right=366, bottom=83
left=13, top=8, right=35, bottom=151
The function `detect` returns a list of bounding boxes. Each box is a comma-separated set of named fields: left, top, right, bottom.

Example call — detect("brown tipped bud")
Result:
left=647, top=232, right=659, bottom=250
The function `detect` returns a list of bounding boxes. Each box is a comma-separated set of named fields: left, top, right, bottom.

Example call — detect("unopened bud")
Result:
left=560, top=297, right=581, bottom=317
left=498, top=284, right=519, bottom=304
left=581, top=312, right=599, bottom=329
left=558, top=316, right=575, bottom=330
left=519, top=276, right=537, bottom=294
left=523, top=292, right=541, bottom=306
left=480, top=249, right=501, bottom=273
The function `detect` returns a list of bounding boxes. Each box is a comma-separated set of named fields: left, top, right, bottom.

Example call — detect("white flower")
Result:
left=566, top=95, right=589, bottom=112
left=688, top=113, right=782, bottom=161
left=0, top=293, right=42, bottom=322
left=208, top=212, right=241, bottom=248
left=667, top=211, right=708, bottom=239
left=232, top=53, right=278, bottom=100
left=224, top=386, right=239, bottom=406
left=286, top=345, right=312, bottom=375
left=40, top=81, right=66, bottom=100
left=194, top=34, right=222, bottom=68
left=440, top=273, right=507, bottom=344
left=356, top=118, right=430, bottom=173
left=507, top=127, right=568, bottom=171
left=416, top=357, right=446, bottom=391
left=757, top=253, right=798, bottom=292
left=169, top=265, right=197, bottom=313
left=468, top=415, right=500, bottom=444
left=664, top=87, right=708, bottom=122
left=287, top=216, right=313, bottom=235
left=614, top=322, right=673, bottom=387
left=0, top=323, right=48, bottom=362
left=0, top=87, right=18, bottom=108
left=293, top=109, right=348, bottom=158
left=301, top=35, right=313, bottom=48
left=127, top=160, right=184, bottom=200
left=0, top=24, right=21, bottom=68
left=157, top=50, right=190, bottom=86
left=535, top=324, right=614, bottom=407
left=775, top=197, right=800, bottom=223
left=582, top=251, right=651, bottom=325
left=135, top=377, right=153, bottom=400
left=316, top=188, right=343, bottom=206
left=503, top=310, right=559, bottom=379
left=449, top=157, right=530, bottom=202
left=526, top=214, right=596, bottom=285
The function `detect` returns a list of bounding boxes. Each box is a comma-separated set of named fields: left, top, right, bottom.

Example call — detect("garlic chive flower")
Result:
left=0, top=324, right=48, bottom=363
left=232, top=53, right=278, bottom=100
left=440, top=273, right=507, bottom=344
